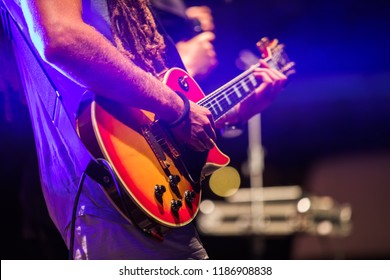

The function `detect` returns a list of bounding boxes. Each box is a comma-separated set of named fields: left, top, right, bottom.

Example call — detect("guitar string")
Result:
left=198, top=74, right=255, bottom=107
left=208, top=76, right=256, bottom=106
left=198, top=75, right=257, bottom=119
left=197, top=64, right=258, bottom=106
left=200, top=77, right=257, bottom=119
left=196, top=51, right=291, bottom=120
left=198, top=49, right=289, bottom=114
left=197, top=52, right=286, bottom=108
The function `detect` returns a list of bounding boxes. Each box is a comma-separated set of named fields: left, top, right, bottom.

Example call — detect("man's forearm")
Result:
left=22, top=0, right=183, bottom=123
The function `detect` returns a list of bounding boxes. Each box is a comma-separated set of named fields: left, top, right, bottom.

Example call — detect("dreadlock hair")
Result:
left=107, top=0, right=167, bottom=76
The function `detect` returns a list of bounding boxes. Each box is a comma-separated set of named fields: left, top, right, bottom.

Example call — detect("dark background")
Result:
left=1, top=0, right=390, bottom=259
left=189, top=0, right=390, bottom=260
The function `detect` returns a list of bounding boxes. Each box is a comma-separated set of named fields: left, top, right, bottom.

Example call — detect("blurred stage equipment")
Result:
left=197, top=185, right=352, bottom=237
left=200, top=38, right=350, bottom=240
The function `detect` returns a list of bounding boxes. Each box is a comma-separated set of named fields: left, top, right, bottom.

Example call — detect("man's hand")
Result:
left=185, top=6, right=215, bottom=32
left=170, top=102, right=216, bottom=152
left=216, top=60, right=287, bottom=128
left=238, top=60, right=287, bottom=121
left=176, top=5, right=217, bottom=80
left=176, top=31, right=218, bottom=80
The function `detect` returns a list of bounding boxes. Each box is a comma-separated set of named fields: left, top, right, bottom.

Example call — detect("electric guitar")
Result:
left=76, top=37, right=295, bottom=229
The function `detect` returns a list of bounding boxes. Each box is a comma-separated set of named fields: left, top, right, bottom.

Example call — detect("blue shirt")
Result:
left=6, top=0, right=208, bottom=259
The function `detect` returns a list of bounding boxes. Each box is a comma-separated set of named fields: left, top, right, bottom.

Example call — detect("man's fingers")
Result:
left=253, top=67, right=287, bottom=89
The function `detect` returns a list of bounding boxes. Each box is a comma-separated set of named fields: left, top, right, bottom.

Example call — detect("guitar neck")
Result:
left=196, top=38, right=295, bottom=122
left=197, top=63, right=260, bottom=122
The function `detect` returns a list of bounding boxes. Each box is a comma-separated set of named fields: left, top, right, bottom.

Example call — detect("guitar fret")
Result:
left=224, top=92, right=232, bottom=105
left=249, top=74, right=257, bottom=86
left=198, top=57, right=289, bottom=122
left=212, top=99, right=226, bottom=119
left=215, top=99, right=223, bottom=112
left=204, top=78, right=255, bottom=120
left=208, top=102, right=218, bottom=116
left=233, top=85, right=242, bottom=98
left=241, top=80, right=250, bottom=92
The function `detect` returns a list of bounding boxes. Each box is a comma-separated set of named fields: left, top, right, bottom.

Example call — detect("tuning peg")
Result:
left=256, top=37, right=269, bottom=53
left=269, top=38, right=279, bottom=49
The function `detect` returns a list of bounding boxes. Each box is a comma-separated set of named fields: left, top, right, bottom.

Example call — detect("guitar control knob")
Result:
left=169, top=175, right=181, bottom=188
left=184, top=190, right=196, bottom=204
left=154, top=185, right=166, bottom=198
left=168, top=175, right=182, bottom=199
left=178, top=76, right=189, bottom=91
left=171, top=199, right=183, bottom=212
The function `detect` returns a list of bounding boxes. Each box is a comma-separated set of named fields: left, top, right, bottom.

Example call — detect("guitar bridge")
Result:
left=150, top=121, right=181, bottom=159
left=141, top=125, right=170, bottom=170
left=141, top=122, right=183, bottom=170
left=145, top=121, right=203, bottom=188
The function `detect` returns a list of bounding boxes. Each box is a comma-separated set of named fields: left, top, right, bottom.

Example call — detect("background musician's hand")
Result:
left=185, top=5, right=215, bottom=32
left=176, top=31, right=218, bottom=80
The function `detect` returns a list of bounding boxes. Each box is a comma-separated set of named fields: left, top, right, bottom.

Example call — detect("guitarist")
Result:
left=9, top=0, right=287, bottom=259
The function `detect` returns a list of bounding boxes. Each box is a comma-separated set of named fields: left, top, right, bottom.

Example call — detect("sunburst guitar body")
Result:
left=76, top=38, right=295, bottom=228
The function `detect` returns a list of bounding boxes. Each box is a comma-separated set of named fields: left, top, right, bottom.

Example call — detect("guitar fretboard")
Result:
left=197, top=63, right=260, bottom=121
left=196, top=40, right=295, bottom=122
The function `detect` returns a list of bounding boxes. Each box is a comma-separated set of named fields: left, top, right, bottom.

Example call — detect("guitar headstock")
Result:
left=256, top=37, right=296, bottom=77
